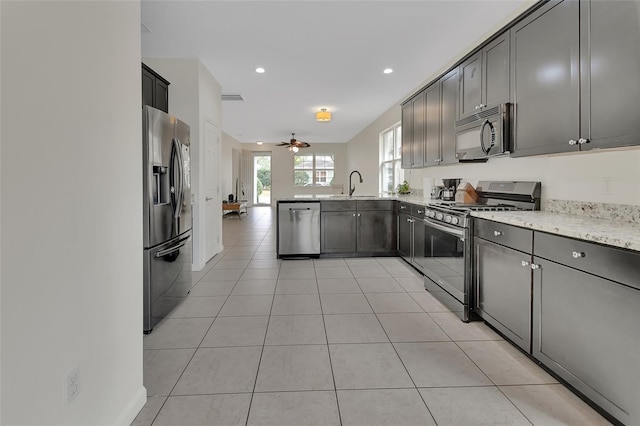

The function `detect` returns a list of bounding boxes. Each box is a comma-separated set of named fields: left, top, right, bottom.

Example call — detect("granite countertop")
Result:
left=278, top=194, right=434, bottom=205
left=471, top=210, right=640, bottom=252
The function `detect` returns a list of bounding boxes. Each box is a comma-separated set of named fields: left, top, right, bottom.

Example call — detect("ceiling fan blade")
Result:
left=292, top=140, right=310, bottom=148
left=275, top=142, right=290, bottom=146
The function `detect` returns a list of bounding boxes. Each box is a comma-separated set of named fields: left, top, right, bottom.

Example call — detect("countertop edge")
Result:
left=471, top=211, right=640, bottom=252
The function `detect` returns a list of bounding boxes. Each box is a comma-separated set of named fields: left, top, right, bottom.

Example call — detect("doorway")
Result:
left=253, top=153, right=271, bottom=205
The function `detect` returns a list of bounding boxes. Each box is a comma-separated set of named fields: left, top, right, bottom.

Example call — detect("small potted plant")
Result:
left=396, top=180, right=411, bottom=195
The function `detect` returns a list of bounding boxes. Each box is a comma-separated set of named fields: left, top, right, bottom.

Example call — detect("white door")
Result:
left=204, top=121, right=219, bottom=261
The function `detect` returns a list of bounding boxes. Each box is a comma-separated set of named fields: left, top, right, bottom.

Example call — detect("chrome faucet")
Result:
left=349, top=170, right=363, bottom=196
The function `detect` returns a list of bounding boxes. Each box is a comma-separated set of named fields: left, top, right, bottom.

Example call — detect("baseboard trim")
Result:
left=114, top=386, right=147, bottom=426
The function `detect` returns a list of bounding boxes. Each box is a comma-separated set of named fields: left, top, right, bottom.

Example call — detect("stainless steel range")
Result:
left=421, top=181, right=541, bottom=322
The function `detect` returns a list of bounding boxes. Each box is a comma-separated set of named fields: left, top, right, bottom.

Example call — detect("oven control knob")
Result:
left=445, top=215, right=452, bottom=223
left=435, top=213, right=444, bottom=220
left=451, top=217, right=460, bottom=225
left=428, top=211, right=436, bottom=218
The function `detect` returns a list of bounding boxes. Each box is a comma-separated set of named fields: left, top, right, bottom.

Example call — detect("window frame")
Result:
left=294, top=153, right=335, bottom=187
left=379, top=122, right=403, bottom=194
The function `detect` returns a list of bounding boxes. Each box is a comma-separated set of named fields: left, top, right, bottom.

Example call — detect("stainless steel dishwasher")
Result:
left=277, top=202, right=321, bottom=257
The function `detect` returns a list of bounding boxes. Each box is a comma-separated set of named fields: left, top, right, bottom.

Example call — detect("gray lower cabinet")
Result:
left=531, top=232, right=640, bottom=426
left=358, top=210, right=395, bottom=253
left=321, top=201, right=395, bottom=255
left=474, top=219, right=533, bottom=352
left=321, top=211, right=357, bottom=253
left=398, top=212, right=412, bottom=260
left=397, top=204, right=425, bottom=270
left=511, top=0, right=580, bottom=157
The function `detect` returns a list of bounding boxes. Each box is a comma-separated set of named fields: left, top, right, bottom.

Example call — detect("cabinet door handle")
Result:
left=531, top=264, right=540, bottom=270
left=493, top=230, right=503, bottom=236
left=357, top=213, right=361, bottom=217
left=417, top=210, right=424, bottom=214
left=353, top=213, right=356, bottom=217
left=521, top=261, right=530, bottom=267
left=569, top=139, right=577, bottom=145
left=572, top=251, right=585, bottom=259
left=400, top=205, right=407, bottom=210
left=578, top=138, right=589, bottom=145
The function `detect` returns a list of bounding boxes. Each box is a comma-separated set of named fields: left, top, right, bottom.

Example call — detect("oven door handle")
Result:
left=423, top=218, right=465, bottom=239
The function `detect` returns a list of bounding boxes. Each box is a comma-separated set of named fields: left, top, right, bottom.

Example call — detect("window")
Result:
left=294, top=153, right=335, bottom=186
left=380, top=122, right=403, bottom=193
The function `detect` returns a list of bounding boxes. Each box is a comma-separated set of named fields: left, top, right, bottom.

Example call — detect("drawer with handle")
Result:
left=534, top=231, right=640, bottom=290
left=474, top=218, right=532, bottom=253
left=398, top=202, right=412, bottom=213
left=411, top=204, right=426, bottom=217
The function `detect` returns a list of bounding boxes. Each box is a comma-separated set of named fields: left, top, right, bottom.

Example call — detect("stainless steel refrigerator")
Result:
left=142, top=106, right=192, bottom=333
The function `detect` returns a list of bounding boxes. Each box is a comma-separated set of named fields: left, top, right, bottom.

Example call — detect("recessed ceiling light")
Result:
left=255, top=67, right=265, bottom=74
left=383, top=68, right=394, bottom=74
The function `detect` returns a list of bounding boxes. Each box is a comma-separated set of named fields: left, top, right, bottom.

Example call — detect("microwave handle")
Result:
left=480, top=119, right=495, bottom=155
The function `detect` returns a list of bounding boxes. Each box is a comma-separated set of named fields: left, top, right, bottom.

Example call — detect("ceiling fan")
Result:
left=276, top=133, right=310, bottom=152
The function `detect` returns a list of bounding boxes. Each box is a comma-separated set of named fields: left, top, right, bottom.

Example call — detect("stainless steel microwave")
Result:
left=455, top=103, right=511, bottom=161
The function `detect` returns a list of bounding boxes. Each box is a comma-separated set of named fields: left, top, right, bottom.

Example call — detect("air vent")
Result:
left=221, top=94, right=244, bottom=101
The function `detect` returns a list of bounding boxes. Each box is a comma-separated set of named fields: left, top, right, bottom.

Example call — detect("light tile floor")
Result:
left=133, top=207, right=611, bottom=426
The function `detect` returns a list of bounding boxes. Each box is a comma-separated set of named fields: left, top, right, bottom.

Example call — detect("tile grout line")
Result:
left=315, top=261, right=344, bottom=426
left=244, top=226, right=278, bottom=426
left=362, top=257, right=440, bottom=425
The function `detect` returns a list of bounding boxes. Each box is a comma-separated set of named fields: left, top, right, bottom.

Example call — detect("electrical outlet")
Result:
left=65, top=367, right=80, bottom=404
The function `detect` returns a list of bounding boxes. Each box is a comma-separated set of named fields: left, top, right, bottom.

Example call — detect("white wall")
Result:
left=1, top=2, right=145, bottom=425
left=141, top=58, right=224, bottom=270
left=347, top=104, right=402, bottom=195
left=347, top=101, right=640, bottom=207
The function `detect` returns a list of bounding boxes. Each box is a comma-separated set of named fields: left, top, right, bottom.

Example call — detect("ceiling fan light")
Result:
left=292, top=146, right=299, bottom=153
left=316, top=108, right=331, bottom=122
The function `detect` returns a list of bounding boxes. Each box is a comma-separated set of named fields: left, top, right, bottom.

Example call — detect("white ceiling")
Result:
left=141, top=0, right=533, bottom=144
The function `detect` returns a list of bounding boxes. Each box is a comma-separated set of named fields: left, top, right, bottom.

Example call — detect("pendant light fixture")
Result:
left=316, top=108, right=331, bottom=122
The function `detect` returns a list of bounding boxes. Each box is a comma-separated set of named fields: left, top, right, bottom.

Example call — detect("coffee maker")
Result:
left=441, top=178, right=461, bottom=201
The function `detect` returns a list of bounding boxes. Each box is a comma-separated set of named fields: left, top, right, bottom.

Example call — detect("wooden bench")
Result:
left=222, top=201, right=248, bottom=219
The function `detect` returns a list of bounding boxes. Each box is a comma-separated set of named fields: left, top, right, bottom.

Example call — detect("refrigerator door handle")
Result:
left=176, top=138, right=185, bottom=213
left=155, top=235, right=190, bottom=258
left=171, top=138, right=183, bottom=219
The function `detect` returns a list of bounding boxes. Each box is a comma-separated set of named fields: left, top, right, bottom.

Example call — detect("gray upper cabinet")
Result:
left=401, top=92, right=426, bottom=169
left=422, top=68, right=458, bottom=167
left=411, top=91, right=425, bottom=168
left=580, top=0, right=640, bottom=150
left=459, top=52, right=482, bottom=119
left=440, top=68, right=459, bottom=164
left=483, top=34, right=511, bottom=107
left=459, top=32, right=510, bottom=120
left=423, top=83, right=441, bottom=166
left=401, top=103, right=413, bottom=169
left=511, top=0, right=580, bottom=157
left=142, top=63, right=170, bottom=113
